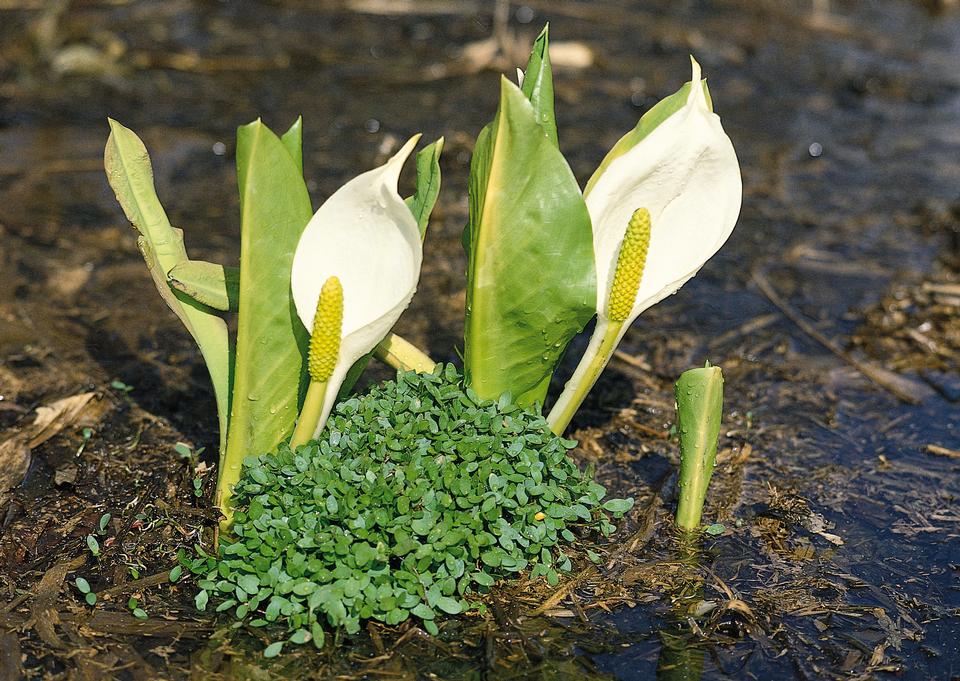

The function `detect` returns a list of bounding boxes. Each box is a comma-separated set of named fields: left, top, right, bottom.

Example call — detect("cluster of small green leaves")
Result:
left=183, top=365, right=632, bottom=656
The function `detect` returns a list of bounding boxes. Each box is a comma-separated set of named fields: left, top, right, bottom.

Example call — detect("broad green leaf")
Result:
left=168, top=260, right=239, bottom=312
left=584, top=78, right=713, bottom=196
left=221, top=119, right=313, bottom=523
left=519, top=25, right=557, bottom=147
left=463, top=77, right=595, bottom=407
left=104, top=119, right=232, bottom=454
left=674, top=363, right=723, bottom=531
left=404, top=138, right=444, bottom=238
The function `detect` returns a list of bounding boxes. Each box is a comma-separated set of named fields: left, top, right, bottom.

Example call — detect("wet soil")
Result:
left=1, top=0, right=959, bottom=679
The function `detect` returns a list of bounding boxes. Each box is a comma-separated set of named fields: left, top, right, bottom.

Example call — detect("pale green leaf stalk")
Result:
left=168, top=261, right=435, bottom=374
left=220, top=118, right=314, bottom=527
left=674, top=363, right=723, bottom=531
left=291, top=276, right=343, bottom=449
left=103, top=119, right=232, bottom=457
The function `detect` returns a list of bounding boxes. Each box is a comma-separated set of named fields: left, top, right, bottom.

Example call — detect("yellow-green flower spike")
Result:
left=607, top=207, right=651, bottom=322
left=308, top=276, right=343, bottom=382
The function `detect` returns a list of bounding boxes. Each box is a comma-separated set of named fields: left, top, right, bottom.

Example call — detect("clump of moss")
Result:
left=184, top=364, right=632, bottom=656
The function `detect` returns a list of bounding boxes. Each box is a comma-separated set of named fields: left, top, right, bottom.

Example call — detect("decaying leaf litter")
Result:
left=1, top=0, right=958, bottom=678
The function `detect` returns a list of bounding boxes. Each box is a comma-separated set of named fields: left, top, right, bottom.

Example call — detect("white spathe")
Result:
left=586, top=58, right=742, bottom=333
left=291, top=135, right=423, bottom=437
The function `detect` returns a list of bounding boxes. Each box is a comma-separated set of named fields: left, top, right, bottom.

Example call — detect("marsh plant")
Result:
left=183, top=365, right=632, bottom=652
left=104, top=26, right=741, bottom=650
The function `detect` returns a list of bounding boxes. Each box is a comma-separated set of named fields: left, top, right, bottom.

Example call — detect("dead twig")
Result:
left=751, top=267, right=927, bottom=404
left=924, top=444, right=960, bottom=459
left=96, top=571, right=171, bottom=600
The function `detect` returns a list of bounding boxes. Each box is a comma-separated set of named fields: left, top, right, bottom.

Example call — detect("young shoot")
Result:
left=674, top=362, right=724, bottom=531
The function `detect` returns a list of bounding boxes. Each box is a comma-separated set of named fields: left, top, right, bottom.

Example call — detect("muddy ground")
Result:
left=0, top=0, right=958, bottom=679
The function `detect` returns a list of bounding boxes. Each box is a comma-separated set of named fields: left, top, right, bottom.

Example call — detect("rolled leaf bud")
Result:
left=607, top=207, right=651, bottom=322
left=308, top=276, right=343, bottom=382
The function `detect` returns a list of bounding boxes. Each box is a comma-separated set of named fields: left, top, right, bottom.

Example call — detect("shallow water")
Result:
left=1, top=0, right=958, bottom=679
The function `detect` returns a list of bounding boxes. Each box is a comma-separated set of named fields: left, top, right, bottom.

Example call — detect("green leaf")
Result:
left=289, top=628, right=310, bottom=645
left=463, top=78, right=595, bottom=407
left=433, top=595, right=462, bottom=614
left=220, top=119, right=314, bottom=523
left=238, top=574, right=260, bottom=595
left=85, top=592, right=97, bottom=606
left=584, top=78, right=712, bottom=196
left=601, top=498, right=634, bottom=514
left=169, top=565, right=183, bottom=582
left=674, top=364, right=724, bottom=531
left=104, top=120, right=232, bottom=456
left=195, top=590, right=209, bottom=611
left=168, top=261, right=239, bottom=312
left=404, top=138, right=444, bottom=238
left=74, top=577, right=90, bottom=594
left=353, top=542, right=377, bottom=566
left=472, top=572, right=494, bottom=587
left=263, top=641, right=284, bottom=658
left=519, top=25, right=558, bottom=147
left=86, top=535, right=100, bottom=556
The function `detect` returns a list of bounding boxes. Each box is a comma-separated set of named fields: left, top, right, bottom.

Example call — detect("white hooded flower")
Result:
left=588, top=57, right=741, bottom=335
left=290, top=135, right=423, bottom=439
left=548, top=58, right=742, bottom=434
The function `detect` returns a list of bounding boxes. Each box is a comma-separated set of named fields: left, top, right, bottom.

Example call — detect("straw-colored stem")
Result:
left=374, top=334, right=436, bottom=373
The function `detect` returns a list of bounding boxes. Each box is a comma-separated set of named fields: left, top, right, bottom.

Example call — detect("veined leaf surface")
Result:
left=464, top=77, right=595, bottom=407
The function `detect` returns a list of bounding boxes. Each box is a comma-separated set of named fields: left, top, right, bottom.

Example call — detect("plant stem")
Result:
left=547, top=317, right=624, bottom=435
left=289, top=380, right=328, bottom=450
left=374, top=334, right=436, bottom=373
left=213, top=475, right=236, bottom=530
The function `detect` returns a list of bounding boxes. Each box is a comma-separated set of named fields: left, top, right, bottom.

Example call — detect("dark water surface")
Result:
left=1, top=1, right=958, bottom=679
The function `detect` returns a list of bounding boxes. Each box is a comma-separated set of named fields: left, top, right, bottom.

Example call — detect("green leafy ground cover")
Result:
left=183, top=365, right=632, bottom=655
